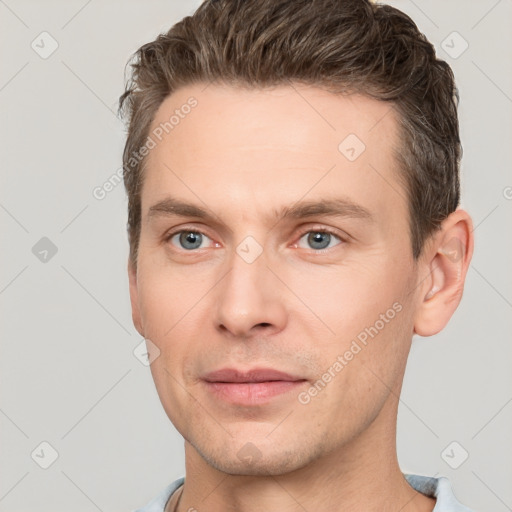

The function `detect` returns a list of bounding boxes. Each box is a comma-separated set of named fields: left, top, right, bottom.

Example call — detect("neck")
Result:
left=174, top=395, right=435, bottom=512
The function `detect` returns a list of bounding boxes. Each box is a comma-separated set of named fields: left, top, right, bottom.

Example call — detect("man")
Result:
left=119, top=0, right=475, bottom=510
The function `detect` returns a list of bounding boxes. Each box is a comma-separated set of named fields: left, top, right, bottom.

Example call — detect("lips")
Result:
left=203, top=367, right=305, bottom=383
left=202, top=367, right=308, bottom=405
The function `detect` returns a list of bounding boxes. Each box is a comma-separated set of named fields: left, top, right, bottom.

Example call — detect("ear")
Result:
left=413, top=208, right=474, bottom=337
left=128, top=258, right=144, bottom=336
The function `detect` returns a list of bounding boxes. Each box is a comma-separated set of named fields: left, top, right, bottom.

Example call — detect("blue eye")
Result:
left=297, top=230, right=343, bottom=251
left=165, top=227, right=345, bottom=253
left=168, top=230, right=212, bottom=250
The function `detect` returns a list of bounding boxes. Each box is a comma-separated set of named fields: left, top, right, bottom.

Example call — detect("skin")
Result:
left=128, top=83, right=474, bottom=512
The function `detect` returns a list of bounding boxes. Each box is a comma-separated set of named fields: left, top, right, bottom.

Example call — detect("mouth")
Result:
left=202, top=368, right=308, bottom=405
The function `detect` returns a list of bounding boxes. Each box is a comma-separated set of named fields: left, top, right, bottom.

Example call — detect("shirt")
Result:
left=133, top=473, right=475, bottom=512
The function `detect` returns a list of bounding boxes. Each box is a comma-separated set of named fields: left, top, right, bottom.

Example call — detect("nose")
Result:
left=213, top=242, right=287, bottom=339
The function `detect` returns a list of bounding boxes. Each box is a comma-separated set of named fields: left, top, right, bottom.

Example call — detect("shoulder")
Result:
left=132, top=476, right=185, bottom=512
left=404, top=473, right=476, bottom=512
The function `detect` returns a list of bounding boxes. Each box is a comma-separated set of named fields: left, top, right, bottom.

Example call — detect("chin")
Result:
left=202, top=453, right=304, bottom=477
left=191, top=437, right=323, bottom=477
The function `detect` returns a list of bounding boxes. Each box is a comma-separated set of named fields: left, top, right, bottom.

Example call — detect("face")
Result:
left=129, top=83, right=424, bottom=476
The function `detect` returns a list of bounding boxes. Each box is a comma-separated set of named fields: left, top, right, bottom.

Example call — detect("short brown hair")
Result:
left=118, top=0, right=461, bottom=268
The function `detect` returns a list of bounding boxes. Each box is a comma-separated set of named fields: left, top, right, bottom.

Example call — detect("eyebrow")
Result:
left=147, top=196, right=375, bottom=225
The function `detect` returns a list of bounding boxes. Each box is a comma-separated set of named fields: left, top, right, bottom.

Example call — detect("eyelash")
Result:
left=164, top=225, right=347, bottom=253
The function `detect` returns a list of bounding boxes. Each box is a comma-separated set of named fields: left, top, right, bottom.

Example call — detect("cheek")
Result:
left=137, top=261, right=203, bottom=337
left=299, top=305, right=411, bottom=439
left=296, top=258, right=412, bottom=397
left=136, top=262, right=215, bottom=383
left=289, top=256, right=401, bottom=338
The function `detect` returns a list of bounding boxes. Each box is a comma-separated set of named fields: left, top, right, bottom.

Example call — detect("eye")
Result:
left=295, top=228, right=344, bottom=252
left=164, top=227, right=345, bottom=253
left=166, top=230, right=215, bottom=251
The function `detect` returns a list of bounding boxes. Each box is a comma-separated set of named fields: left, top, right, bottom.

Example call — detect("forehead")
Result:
left=148, top=82, right=399, bottom=159
left=142, top=83, right=406, bottom=228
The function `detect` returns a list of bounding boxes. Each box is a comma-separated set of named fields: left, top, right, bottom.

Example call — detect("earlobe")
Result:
left=413, top=209, right=474, bottom=337
left=128, top=258, right=144, bottom=336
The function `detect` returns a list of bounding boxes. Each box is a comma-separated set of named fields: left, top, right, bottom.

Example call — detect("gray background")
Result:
left=1, top=0, right=511, bottom=510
